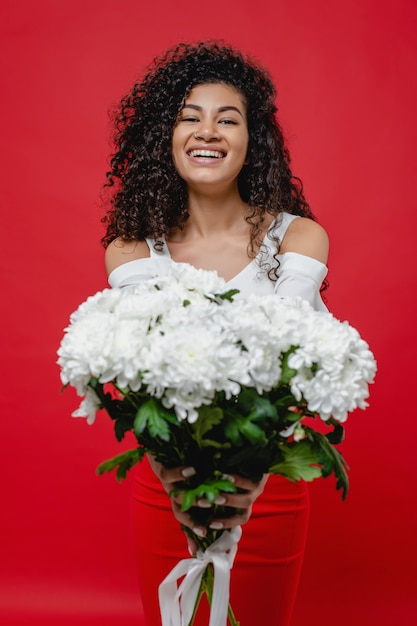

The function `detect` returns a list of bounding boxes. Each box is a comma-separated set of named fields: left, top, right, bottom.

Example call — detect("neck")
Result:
left=183, top=186, right=249, bottom=237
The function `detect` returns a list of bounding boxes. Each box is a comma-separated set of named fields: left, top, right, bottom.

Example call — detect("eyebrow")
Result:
left=182, top=104, right=245, bottom=118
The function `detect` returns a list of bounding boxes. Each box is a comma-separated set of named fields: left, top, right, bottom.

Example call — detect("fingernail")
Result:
left=193, top=527, right=205, bottom=537
left=197, top=499, right=213, bottom=508
left=182, top=467, right=196, bottom=478
left=221, top=474, right=235, bottom=483
left=214, top=496, right=226, bottom=505
left=209, top=521, right=224, bottom=530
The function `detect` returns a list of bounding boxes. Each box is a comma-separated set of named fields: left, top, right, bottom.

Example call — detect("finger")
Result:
left=172, top=475, right=267, bottom=509
left=161, top=465, right=197, bottom=484
left=186, top=534, right=198, bottom=555
left=225, top=473, right=268, bottom=492
left=147, top=454, right=196, bottom=485
left=216, top=492, right=254, bottom=509
left=171, top=502, right=207, bottom=538
left=208, top=507, right=253, bottom=530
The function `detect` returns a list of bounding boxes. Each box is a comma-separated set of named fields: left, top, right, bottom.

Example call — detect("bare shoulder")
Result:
left=280, top=217, right=329, bottom=264
left=104, top=238, right=151, bottom=275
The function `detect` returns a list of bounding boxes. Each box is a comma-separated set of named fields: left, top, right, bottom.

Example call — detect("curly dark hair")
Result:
left=102, top=41, right=317, bottom=272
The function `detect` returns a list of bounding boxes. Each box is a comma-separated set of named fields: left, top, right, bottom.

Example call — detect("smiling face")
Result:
left=171, top=83, right=249, bottom=192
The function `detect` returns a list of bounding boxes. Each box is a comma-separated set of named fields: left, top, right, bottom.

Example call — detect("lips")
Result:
left=187, top=149, right=226, bottom=158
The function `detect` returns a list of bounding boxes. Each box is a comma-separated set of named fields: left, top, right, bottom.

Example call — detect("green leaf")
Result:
left=235, top=387, right=258, bottom=413
left=239, top=420, right=268, bottom=445
left=114, top=414, right=134, bottom=442
left=307, top=430, right=349, bottom=499
left=224, top=406, right=270, bottom=446
left=236, top=388, right=277, bottom=424
left=133, top=399, right=176, bottom=442
left=224, top=417, right=243, bottom=446
left=215, top=289, right=240, bottom=302
left=181, top=490, right=198, bottom=512
left=279, top=348, right=298, bottom=385
left=197, top=438, right=231, bottom=449
left=281, top=412, right=301, bottom=425
left=247, top=395, right=277, bottom=422
left=326, top=423, right=345, bottom=445
left=192, top=406, right=224, bottom=447
left=96, top=448, right=144, bottom=482
left=272, top=393, right=298, bottom=407
left=171, top=477, right=237, bottom=512
left=269, top=441, right=322, bottom=482
left=133, top=402, right=148, bottom=435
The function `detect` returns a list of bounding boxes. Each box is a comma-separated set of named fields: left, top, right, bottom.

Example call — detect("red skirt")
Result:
left=131, top=456, right=309, bottom=626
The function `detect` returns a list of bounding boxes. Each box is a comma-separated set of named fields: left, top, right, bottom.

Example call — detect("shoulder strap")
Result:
left=267, top=212, right=299, bottom=244
left=145, top=237, right=171, bottom=259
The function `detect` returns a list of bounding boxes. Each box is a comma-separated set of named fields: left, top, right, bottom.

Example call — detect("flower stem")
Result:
left=185, top=530, right=240, bottom=626
left=187, top=569, right=206, bottom=626
left=227, top=602, right=240, bottom=626
left=190, top=563, right=239, bottom=626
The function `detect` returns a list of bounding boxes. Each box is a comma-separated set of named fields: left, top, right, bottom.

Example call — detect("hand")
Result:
left=201, top=473, right=269, bottom=531
left=147, top=455, right=268, bottom=544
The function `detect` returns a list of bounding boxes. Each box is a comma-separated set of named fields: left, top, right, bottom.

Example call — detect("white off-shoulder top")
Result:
left=108, top=212, right=328, bottom=311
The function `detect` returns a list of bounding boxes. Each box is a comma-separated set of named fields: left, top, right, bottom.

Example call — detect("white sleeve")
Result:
left=108, top=258, right=172, bottom=288
left=273, top=252, right=328, bottom=312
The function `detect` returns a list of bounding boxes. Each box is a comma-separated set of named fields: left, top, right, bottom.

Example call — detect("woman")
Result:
left=103, top=42, right=328, bottom=626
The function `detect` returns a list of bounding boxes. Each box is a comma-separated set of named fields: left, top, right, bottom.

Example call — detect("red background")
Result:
left=1, top=1, right=416, bottom=624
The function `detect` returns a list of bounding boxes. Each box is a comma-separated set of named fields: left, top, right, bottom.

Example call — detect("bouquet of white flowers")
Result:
left=57, top=262, right=376, bottom=626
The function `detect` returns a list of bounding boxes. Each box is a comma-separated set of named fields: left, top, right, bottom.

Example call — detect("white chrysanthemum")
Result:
left=98, top=318, right=151, bottom=390
left=58, top=264, right=376, bottom=426
left=221, top=299, right=283, bottom=391
left=113, top=289, right=172, bottom=320
left=140, top=315, right=248, bottom=421
left=72, top=387, right=101, bottom=425
left=246, top=295, right=311, bottom=351
left=169, top=262, right=226, bottom=297
left=57, top=312, right=116, bottom=394
left=288, top=313, right=377, bottom=421
left=69, top=288, right=123, bottom=322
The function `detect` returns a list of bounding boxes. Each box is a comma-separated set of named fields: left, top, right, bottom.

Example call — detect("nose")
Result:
left=194, top=121, right=220, bottom=141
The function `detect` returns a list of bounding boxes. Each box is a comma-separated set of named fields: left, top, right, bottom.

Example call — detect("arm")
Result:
left=279, top=217, right=329, bottom=263
left=147, top=455, right=268, bottom=543
left=275, top=217, right=329, bottom=310
left=105, top=237, right=151, bottom=274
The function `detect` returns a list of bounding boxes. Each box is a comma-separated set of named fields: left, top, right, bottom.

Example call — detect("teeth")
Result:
left=189, top=150, right=224, bottom=158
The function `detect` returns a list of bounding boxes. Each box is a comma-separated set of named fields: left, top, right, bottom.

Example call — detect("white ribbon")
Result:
left=158, top=526, right=242, bottom=626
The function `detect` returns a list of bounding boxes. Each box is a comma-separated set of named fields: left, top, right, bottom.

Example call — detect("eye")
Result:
left=180, top=116, right=199, bottom=123
left=219, top=119, right=238, bottom=125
